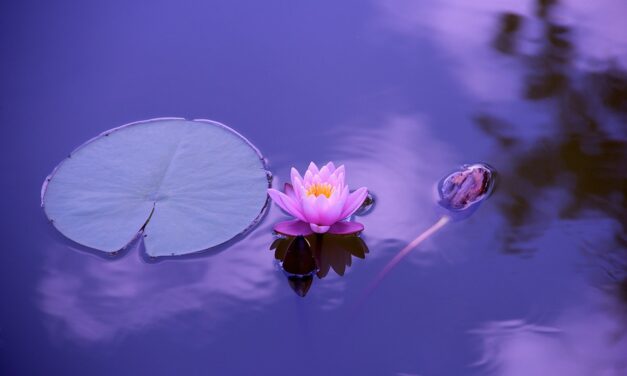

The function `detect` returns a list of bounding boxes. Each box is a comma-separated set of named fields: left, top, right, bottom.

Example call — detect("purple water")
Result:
left=1, top=1, right=626, bottom=375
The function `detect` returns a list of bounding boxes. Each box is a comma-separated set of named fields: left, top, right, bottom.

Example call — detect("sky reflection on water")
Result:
left=376, top=0, right=627, bottom=100
left=472, top=292, right=627, bottom=375
left=39, top=222, right=280, bottom=342
left=37, top=113, right=456, bottom=342
left=1, top=0, right=625, bottom=375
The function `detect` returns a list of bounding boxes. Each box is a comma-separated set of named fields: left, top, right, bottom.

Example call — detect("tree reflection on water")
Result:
left=477, top=0, right=626, bottom=294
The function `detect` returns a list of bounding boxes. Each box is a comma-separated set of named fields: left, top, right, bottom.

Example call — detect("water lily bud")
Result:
left=438, top=163, right=496, bottom=212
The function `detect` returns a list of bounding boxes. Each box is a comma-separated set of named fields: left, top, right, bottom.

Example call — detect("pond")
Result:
left=1, top=0, right=625, bottom=375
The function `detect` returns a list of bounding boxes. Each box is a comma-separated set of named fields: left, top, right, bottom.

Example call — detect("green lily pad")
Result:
left=42, top=118, right=270, bottom=257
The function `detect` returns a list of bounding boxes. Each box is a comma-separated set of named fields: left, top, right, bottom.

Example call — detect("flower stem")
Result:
left=355, top=215, right=451, bottom=308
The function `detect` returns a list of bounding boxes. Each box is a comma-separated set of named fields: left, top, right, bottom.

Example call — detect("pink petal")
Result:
left=333, top=165, right=345, bottom=178
left=310, top=223, right=330, bottom=233
left=328, top=174, right=339, bottom=187
left=298, top=185, right=308, bottom=200
left=325, top=162, right=336, bottom=173
left=339, top=185, right=350, bottom=203
left=267, top=189, right=307, bottom=222
left=290, top=167, right=303, bottom=190
left=284, top=183, right=296, bottom=200
left=319, top=165, right=331, bottom=181
left=317, top=194, right=343, bottom=225
left=331, top=186, right=349, bottom=213
left=303, top=170, right=314, bottom=185
left=307, top=162, right=320, bottom=175
left=328, top=221, right=364, bottom=235
left=326, top=185, right=342, bottom=205
left=340, top=187, right=369, bottom=219
left=274, top=220, right=314, bottom=236
left=301, top=195, right=321, bottom=224
left=331, top=166, right=346, bottom=187
left=312, top=195, right=329, bottom=216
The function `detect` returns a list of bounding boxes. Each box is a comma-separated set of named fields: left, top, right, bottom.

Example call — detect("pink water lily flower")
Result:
left=268, top=162, right=368, bottom=236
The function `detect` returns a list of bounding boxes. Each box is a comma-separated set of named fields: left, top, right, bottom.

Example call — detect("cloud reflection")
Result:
left=375, top=0, right=627, bottom=100
left=329, top=114, right=457, bottom=254
left=472, top=295, right=627, bottom=375
left=38, top=221, right=281, bottom=342
left=375, top=0, right=529, bottom=101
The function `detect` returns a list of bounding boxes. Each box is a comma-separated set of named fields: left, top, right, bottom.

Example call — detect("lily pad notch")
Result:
left=41, top=118, right=272, bottom=257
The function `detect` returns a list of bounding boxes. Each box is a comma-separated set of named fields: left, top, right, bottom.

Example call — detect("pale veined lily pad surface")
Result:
left=41, top=118, right=270, bottom=257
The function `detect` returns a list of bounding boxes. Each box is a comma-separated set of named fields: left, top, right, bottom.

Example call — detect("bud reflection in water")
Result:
left=270, top=234, right=369, bottom=297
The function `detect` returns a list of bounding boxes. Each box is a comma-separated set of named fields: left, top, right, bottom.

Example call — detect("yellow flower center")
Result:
left=306, top=183, right=333, bottom=198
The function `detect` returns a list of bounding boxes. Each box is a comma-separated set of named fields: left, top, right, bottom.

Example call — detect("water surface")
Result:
left=1, top=0, right=625, bottom=375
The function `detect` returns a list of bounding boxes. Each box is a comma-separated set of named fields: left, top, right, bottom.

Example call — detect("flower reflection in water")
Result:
left=270, top=233, right=369, bottom=297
